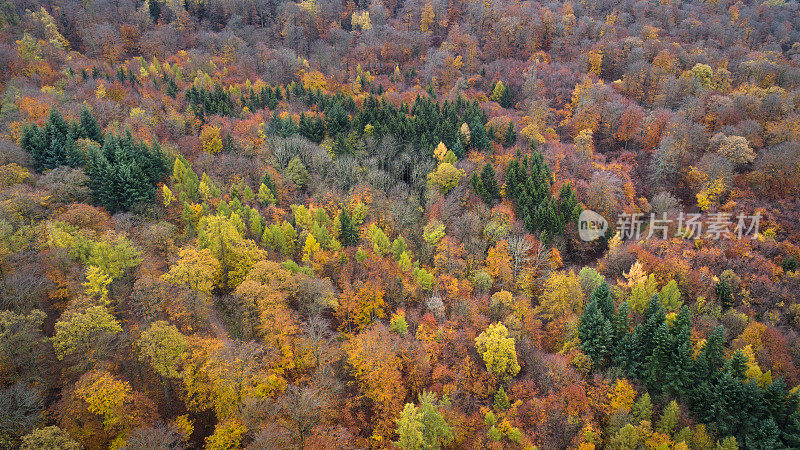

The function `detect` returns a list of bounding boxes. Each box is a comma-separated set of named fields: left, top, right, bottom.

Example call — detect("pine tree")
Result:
left=43, top=110, right=69, bottom=169
left=503, top=122, right=516, bottom=147
left=764, top=380, right=800, bottom=447
left=716, top=279, right=734, bottom=309
left=22, top=109, right=106, bottom=172
left=579, top=288, right=613, bottom=368
left=505, top=150, right=563, bottom=236
left=645, top=322, right=672, bottom=395
left=592, top=282, right=615, bottom=320
left=613, top=301, right=630, bottom=344
left=480, top=163, right=501, bottom=203
left=87, top=131, right=168, bottom=213
left=618, top=295, right=665, bottom=379
left=469, top=116, right=488, bottom=152
left=657, top=306, right=694, bottom=399
left=149, top=0, right=162, bottom=22
left=558, top=182, right=581, bottom=226
left=470, top=172, right=488, bottom=204
left=79, top=108, right=104, bottom=144
left=339, top=208, right=359, bottom=247
left=21, top=125, right=46, bottom=172
left=699, top=325, right=726, bottom=377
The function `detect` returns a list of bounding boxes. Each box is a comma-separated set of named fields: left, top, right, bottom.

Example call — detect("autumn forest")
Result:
left=1, top=0, right=800, bottom=448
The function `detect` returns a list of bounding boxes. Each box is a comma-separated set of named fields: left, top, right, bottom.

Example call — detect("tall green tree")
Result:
left=338, top=208, right=359, bottom=247
left=505, top=150, right=580, bottom=238
left=87, top=131, right=169, bottom=213
left=579, top=282, right=617, bottom=369
left=79, top=108, right=104, bottom=144
left=472, top=163, right=501, bottom=205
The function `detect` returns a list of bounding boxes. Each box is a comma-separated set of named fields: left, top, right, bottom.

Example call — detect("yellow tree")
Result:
left=234, top=261, right=312, bottom=374
left=53, top=306, right=122, bottom=365
left=717, top=135, right=755, bottom=167
left=351, top=10, right=372, bottom=31
left=420, top=2, right=435, bottom=32
left=206, top=419, right=247, bottom=450
left=138, top=321, right=188, bottom=380
left=59, top=367, right=157, bottom=449
left=197, top=214, right=266, bottom=289
left=83, top=266, right=112, bottom=304
left=608, top=379, right=637, bottom=414
left=163, top=247, right=221, bottom=296
left=302, top=233, right=323, bottom=267
left=538, top=270, right=583, bottom=320
left=200, top=124, right=223, bottom=154
left=427, top=163, right=464, bottom=194
left=587, top=49, right=603, bottom=76
left=74, top=370, right=132, bottom=430
left=475, top=322, right=520, bottom=381
left=181, top=337, right=286, bottom=420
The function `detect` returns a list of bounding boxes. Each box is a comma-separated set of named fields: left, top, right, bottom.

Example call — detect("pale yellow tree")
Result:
left=163, top=247, right=221, bottom=296
left=475, top=322, right=520, bottom=380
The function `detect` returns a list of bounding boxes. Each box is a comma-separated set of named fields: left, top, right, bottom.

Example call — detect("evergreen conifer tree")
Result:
left=339, top=208, right=359, bottom=247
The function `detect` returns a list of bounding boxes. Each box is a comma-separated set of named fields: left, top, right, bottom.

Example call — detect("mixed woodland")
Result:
left=1, top=0, right=800, bottom=448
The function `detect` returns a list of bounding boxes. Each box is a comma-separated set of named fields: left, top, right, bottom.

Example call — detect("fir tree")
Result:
left=716, top=279, right=734, bottom=309
left=503, top=122, right=516, bottom=147
left=646, top=306, right=693, bottom=399
left=480, top=163, right=501, bottom=203
left=79, top=108, right=104, bottom=144
left=149, top=0, right=162, bottom=22
left=338, top=208, right=359, bottom=247
left=579, top=284, right=614, bottom=369
left=470, top=172, right=488, bottom=204
left=613, top=301, right=630, bottom=345
left=618, top=295, right=665, bottom=379
left=87, top=131, right=169, bottom=213
left=468, top=116, right=488, bottom=152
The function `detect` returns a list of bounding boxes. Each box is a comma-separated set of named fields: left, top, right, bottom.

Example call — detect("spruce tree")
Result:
left=592, top=282, right=615, bottom=320
left=619, top=295, right=665, bottom=379
left=339, top=208, right=359, bottom=247
left=613, top=301, right=630, bottom=345
left=21, top=125, right=46, bottom=172
left=469, top=116, right=488, bottom=152
left=470, top=172, right=489, bottom=204
left=656, top=306, right=693, bottom=399
left=579, top=287, right=613, bottom=369
left=558, top=182, right=581, bottom=226
left=505, top=150, right=564, bottom=236
left=480, top=163, right=501, bottom=203
left=79, top=108, right=104, bottom=144
left=716, top=279, right=734, bottom=309
left=699, top=325, right=726, bottom=377
left=87, top=131, right=168, bottom=213
left=149, top=0, right=162, bottom=22
left=503, top=122, right=516, bottom=147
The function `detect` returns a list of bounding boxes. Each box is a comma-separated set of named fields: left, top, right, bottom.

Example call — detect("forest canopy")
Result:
left=0, top=0, right=800, bottom=448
